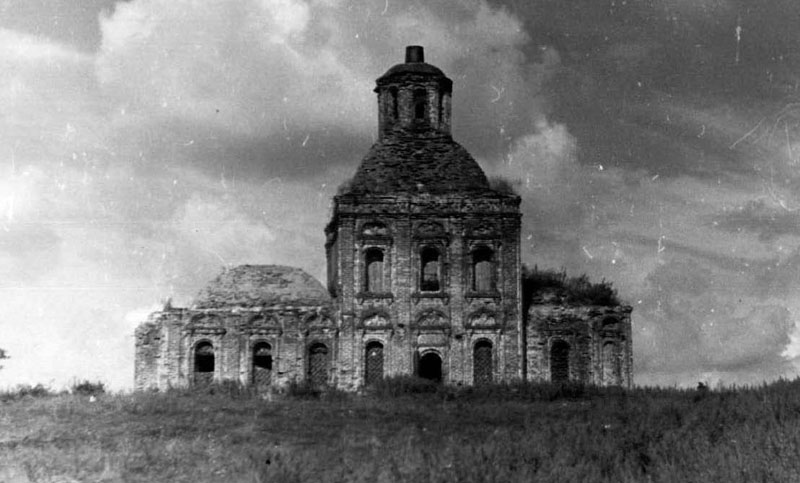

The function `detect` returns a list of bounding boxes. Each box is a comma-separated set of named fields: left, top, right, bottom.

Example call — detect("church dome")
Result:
left=192, top=265, right=330, bottom=309
left=343, top=46, right=492, bottom=195
left=376, top=45, right=448, bottom=84
left=377, top=61, right=446, bottom=81
left=344, top=133, right=492, bottom=194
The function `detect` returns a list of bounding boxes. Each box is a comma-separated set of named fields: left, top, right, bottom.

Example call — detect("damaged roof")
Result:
left=192, top=265, right=330, bottom=309
left=344, top=133, right=492, bottom=195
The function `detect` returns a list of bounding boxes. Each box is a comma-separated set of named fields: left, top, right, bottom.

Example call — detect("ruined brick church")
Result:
left=135, top=46, right=633, bottom=391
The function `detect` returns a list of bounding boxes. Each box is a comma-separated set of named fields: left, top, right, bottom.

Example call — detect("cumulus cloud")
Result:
left=491, top=108, right=800, bottom=386
left=1, top=0, right=543, bottom=389
left=96, top=0, right=369, bottom=135
left=94, top=0, right=533, bottom=148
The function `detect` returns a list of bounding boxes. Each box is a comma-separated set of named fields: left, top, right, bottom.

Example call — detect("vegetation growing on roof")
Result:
left=335, top=178, right=354, bottom=195
left=522, top=265, right=621, bottom=308
left=487, top=176, right=517, bottom=195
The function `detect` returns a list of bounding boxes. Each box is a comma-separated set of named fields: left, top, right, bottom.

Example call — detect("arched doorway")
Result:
left=550, top=340, right=570, bottom=383
left=308, top=343, right=329, bottom=387
left=364, top=341, right=384, bottom=386
left=418, top=352, right=442, bottom=382
left=602, top=342, right=620, bottom=386
left=252, top=342, right=272, bottom=389
left=473, top=340, right=493, bottom=386
left=194, top=341, right=214, bottom=386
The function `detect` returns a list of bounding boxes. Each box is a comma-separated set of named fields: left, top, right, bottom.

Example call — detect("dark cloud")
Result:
left=488, top=0, right=800, bottom=181
left=632, top=255, right=795, bottom=380
left=753, top=248, right=800, bottom=298
left=124, top=120, right=374, bottom=181
left=712, top=199, right=800, bottom=241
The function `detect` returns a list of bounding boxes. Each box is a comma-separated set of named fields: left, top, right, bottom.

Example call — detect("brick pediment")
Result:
left=184, top=314, right=226, bottom=335
left=414, top=221, right=446, bottom=238
left=359, top=314, right=392, bottom=329
left=412, top=309, right=449, bottom=329
left=304, top=314, right=335, bottom=329
left=241, top=314, right=283, bottom=334
left=465, top=311, right=501, bottom=329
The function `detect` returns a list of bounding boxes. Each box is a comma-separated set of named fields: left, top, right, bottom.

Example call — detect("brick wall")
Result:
left=526, top=304, right=633, bottom=388
left=328, top=192, right=522, bottom=387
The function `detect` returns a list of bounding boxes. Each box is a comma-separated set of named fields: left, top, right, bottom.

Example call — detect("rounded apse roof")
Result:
left=343, top=133, right=493, bottom=195
left=192, top=265, right=330, bottom=309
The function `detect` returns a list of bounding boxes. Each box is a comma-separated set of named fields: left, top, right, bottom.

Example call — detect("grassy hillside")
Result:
left=2, top=379, right=800, bottom=482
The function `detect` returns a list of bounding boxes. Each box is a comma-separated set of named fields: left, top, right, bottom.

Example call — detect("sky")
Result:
left=1, top=0, right=800, bottom=390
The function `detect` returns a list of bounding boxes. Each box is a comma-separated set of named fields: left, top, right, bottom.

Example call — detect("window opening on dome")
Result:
left=365, top=248, right=384, bottom=293
left=420, top=246, right=441, bottom=292
left=471, top=246, right=495, bottom=292
left=389, top=87, right=399, bottom=120
left=413, top=88, right=427, bottom=120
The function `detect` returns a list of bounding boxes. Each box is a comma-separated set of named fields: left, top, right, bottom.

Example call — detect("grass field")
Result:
left=2, top=378, right=800, bottom=483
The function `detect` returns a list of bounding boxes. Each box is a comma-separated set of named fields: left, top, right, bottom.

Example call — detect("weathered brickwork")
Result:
left=526, top=304, right=633, bottom=388
left=134, top=46, right=633, bottom=391
left=324, top=193, right=522, bottom=388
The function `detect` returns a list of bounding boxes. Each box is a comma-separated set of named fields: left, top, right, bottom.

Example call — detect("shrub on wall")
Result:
left=487, top=176, right=517, bottom=194
left=522, top=265, right=620, bottom=307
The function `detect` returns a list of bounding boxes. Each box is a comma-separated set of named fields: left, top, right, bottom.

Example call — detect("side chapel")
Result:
left=134, top=46, right=633, bottom=391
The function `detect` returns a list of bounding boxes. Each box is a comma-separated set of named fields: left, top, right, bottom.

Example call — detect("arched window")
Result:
left=602, top=342, right=620, bottom=386
left=364, top=248, right=384, bottom=293
left=364, top=341, right=384, bottom=386
left=420, top=246, right=440, bottom=292
left=389, top=87, right=399, bottom=120
left=413, top=88, right=427, bottom=120
left=550, top=340, right=570, bottom=383
left=308, top=343, right=329, bottom=387
left=194, top=341, right=214, bottom=386
left=252, top=342, right=273, bottom=388
left=472, top=246, right=495, bottom=292
left=473, top=340, right=493, bottom=385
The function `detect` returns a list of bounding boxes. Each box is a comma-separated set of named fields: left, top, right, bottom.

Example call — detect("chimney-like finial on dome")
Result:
left=405, top=45, right=424, bottom=63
